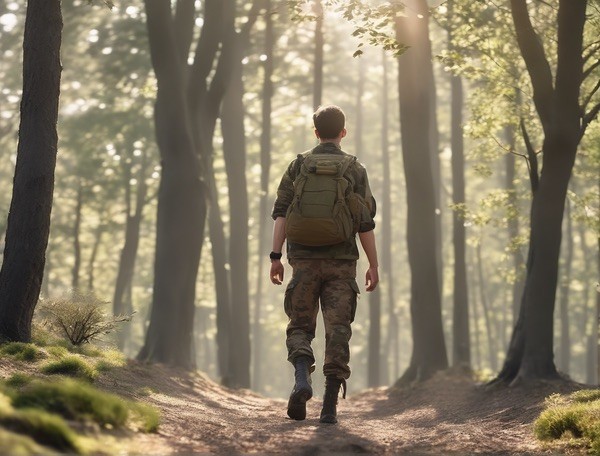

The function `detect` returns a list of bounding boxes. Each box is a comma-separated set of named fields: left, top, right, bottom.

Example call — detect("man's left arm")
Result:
left=359, top=230, right=379, bottom=291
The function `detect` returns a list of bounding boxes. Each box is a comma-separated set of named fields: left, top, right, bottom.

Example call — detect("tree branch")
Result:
left=583, top=59, right=600, bottom=81
left=509, top=0, right=554, bottom=133
left=520, top=118, right=539, bottom=194
left=582, top=77, right=600, bottom=112
left=582, top=101, right=600, bottom=136
left=173, top=0, right=195, bottom=64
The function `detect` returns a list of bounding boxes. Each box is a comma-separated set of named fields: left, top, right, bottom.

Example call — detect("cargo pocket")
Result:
left=284, top=279, right=298, bottom=317
left=349, top=279, right=360, bottom=323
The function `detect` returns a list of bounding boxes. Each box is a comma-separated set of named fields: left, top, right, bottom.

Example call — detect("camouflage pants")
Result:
left=284, top=258, right=360, bottom=380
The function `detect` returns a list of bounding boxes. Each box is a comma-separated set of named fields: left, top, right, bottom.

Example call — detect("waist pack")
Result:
left=285, top=152, right=357, bottom=246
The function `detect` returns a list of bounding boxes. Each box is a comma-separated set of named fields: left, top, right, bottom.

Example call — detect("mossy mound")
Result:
left=535, top=390, right=600, bottom=454
left=40, top=355, right=98, bottom=382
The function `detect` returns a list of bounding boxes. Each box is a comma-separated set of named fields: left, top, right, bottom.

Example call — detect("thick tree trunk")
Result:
left=394, top=0, right=448, bottom=384
left=492, top=0, right=586, bottom=384
left=137, top=0, right=207, bottom=368
left=221, top=59, right=251, bottom=389
left=0, top=0, right=62, bottom=342
left=252, top=0, right=274, bottom=392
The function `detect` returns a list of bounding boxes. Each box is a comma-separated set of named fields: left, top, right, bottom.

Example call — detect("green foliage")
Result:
left=287, top=0, right=407, bottom=57
left=535, top=391, right=600, bottom=454
left=40, top=356, right=98, bottom=382
left=0, top=343, right=43, bottom=362
left=38, top=293, right=131, bottom=346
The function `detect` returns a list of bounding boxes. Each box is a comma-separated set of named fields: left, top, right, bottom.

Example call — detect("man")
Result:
left=270, top=105, right=379, bottom=424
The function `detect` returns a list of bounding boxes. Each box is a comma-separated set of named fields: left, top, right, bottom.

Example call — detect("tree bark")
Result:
left=71, top=180, right=83, bottom=291
left=137, top=0, right=207, bottom=368
left=448, top=10, right=470, bottom=365
left=493, top=0, right=587, bottom=384
left=380, top=50, right=394, bottom=386
left=221, top=55, right=251, bottom=389
left=557, top=199, right=573, bottom=374
left=504, top=126, right=525, bottom=322
left=0, top=0, right=62, bottom=343
left=252, top=0, right=274, bottom=392
left=114, top=151, right=148, bottom=349
left=394, top=0, right=448, bottom=384
left=476, top=243, right=498, bottom=372
left=313, top=0, right=323, bottom=110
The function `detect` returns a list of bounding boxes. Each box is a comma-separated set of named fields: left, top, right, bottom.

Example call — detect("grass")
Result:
left=0, top=340, right=160, bottom=454
left=0, top=392, right=80, bottom=453
left=9, top=377, right=159, bottom=432
left=534, top=389, right=600, bottom=455
left=40, top=355, right=98, bottom=382
left=0, top=427, right=54, bottom=455
left=0, top=342, right=43, bottom=362
left=11, top=378, right=129, bottom=427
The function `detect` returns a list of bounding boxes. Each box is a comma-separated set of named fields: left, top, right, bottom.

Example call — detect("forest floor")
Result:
left=88, top=361, right=585, bottom=455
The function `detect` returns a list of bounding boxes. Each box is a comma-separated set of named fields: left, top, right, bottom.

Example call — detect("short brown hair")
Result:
left=313, top=105, right=345, bottom=139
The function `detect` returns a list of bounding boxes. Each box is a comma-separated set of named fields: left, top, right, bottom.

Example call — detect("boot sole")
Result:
left=287, top=387, right=312, bottom=420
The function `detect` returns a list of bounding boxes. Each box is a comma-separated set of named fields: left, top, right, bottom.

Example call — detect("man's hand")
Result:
left=365, top=266, right=379, bottom=292
left=270, top=259, right=284, bottom=285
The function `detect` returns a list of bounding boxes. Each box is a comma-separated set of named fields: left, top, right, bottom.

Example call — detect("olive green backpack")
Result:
left=285, top=151, right=357, bottom=246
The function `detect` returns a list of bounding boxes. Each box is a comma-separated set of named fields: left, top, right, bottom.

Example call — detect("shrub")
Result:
left=0, top=342, right=42, bottom=362
left=37, top=292, right=131, bottom=346
left=41, top=356, right=98, bottom=382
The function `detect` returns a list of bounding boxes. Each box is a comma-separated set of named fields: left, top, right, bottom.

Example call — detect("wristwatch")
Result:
left=269, top=251, right=283, bottom=261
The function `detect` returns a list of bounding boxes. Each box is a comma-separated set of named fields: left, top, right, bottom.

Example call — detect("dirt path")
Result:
left=98, top=362, right=582, bottom=455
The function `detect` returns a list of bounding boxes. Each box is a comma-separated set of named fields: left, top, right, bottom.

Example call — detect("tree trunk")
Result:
left=394, top=0, right=448, bottom=384
left=504, top=127, right=525, bottom=322
left=380, top=50, right=393, bottom=386
left=476, top=243, right=498, bottom=372
left=71, top=180, right=83, bottom=291
left=86, top=222, right=104, bottom=292
left=557, top=199, right=573, bottom=374
left=312, top=0, right=323, bottom=110
left=252, top=0, right=274, bottom=392
left=449, top=25, right=469, bottom=366
left=137, top=0, right=207, bottom=368
left=0, top=0, right=62, bottom=343
left=493, top=0, right=586, bottom=384
left=221, top=56, right=251, bottom=389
